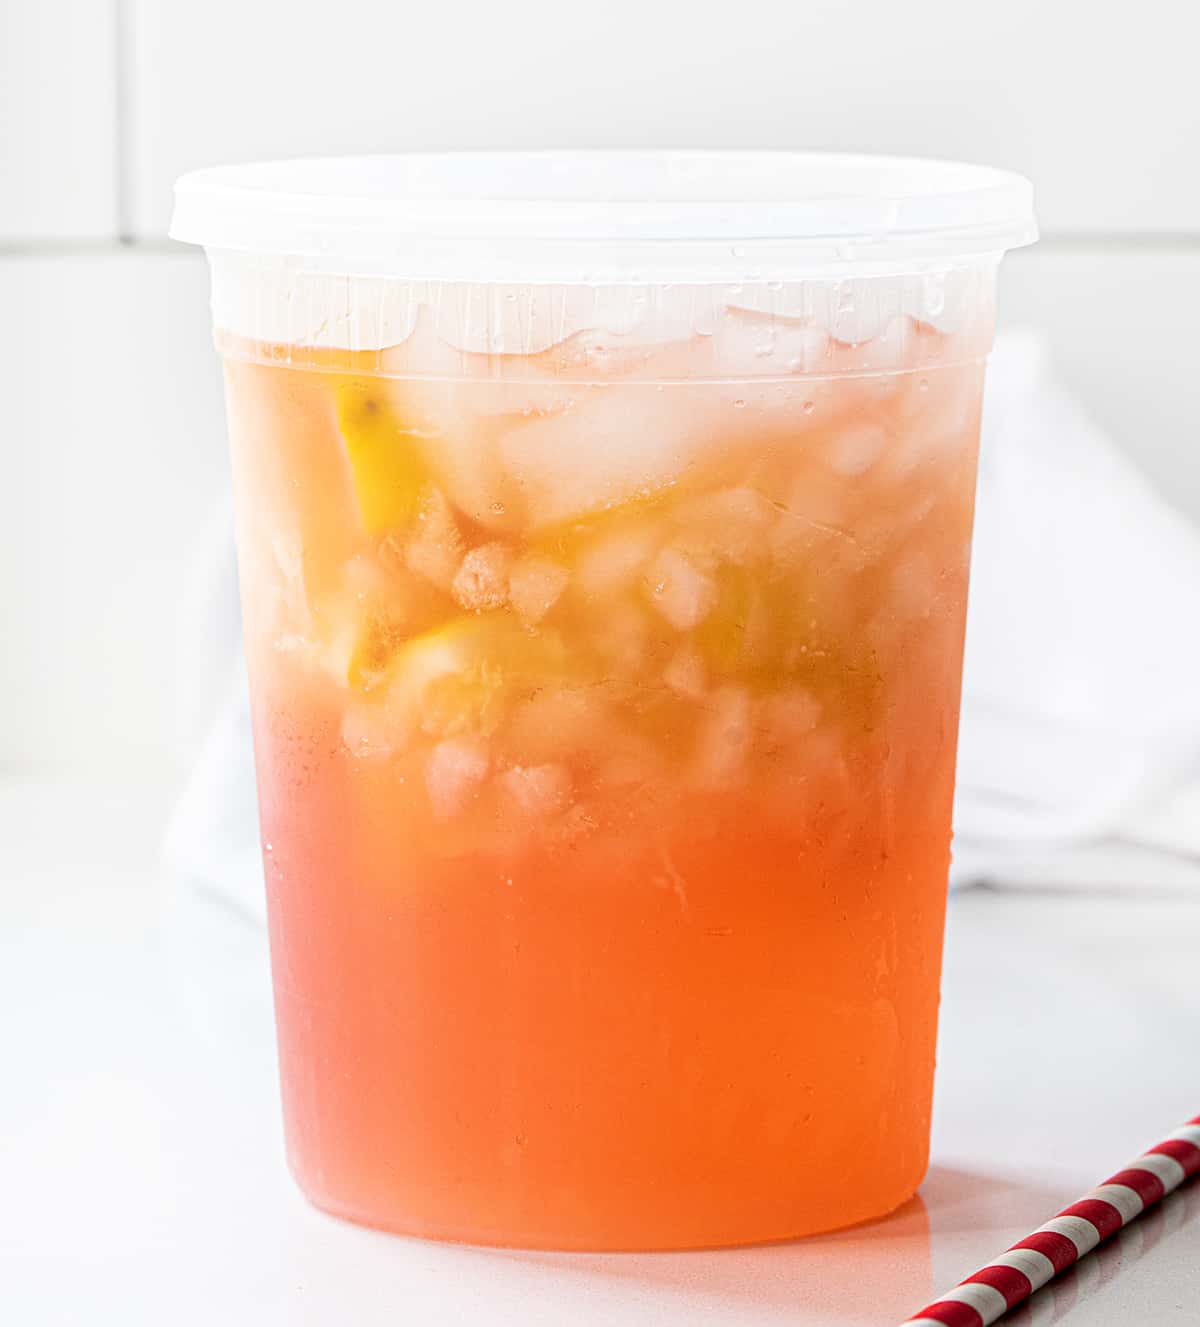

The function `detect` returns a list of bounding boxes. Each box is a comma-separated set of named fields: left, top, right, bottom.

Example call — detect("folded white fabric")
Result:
left=164, top=331, right=1200, bottom=914
left=165, top=662, right=265, bottom=922
left=951, top=333, right=1200, bottom=888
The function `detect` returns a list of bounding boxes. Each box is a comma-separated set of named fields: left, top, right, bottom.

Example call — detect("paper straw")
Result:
left=901, top=1115, right=1200, bottom=1326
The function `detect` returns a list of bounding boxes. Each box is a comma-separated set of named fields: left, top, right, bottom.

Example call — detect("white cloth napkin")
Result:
left=164, top=332, right=1200, bottom=916
left=951, top=333, right=1200, bottom=888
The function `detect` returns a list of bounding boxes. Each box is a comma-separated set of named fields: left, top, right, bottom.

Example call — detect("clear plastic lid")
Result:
left=170, top=151, right=1036, bottom=282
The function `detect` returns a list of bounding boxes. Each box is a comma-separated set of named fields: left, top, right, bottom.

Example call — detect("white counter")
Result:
left=3, top=777, right=1197, bottom=1325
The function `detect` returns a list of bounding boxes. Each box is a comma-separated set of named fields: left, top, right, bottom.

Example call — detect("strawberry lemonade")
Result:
left=173, top=153, right=1036, bottom=1249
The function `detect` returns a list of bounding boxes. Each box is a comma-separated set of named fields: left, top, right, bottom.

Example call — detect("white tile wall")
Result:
left=0, top=4, right=120, bottom=240
left=5, top=3, right=1200, bottom=777
left=0, top=255, right=227, bottom=776
left=127, top=0, right=1200, bottom=237
left=1001, top=247, right=1200, bottom=522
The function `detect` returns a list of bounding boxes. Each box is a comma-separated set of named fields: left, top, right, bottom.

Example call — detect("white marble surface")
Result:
left=2, top=776, right=1198, bottom=1325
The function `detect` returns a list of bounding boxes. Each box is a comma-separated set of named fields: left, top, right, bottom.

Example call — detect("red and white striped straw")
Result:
left=900, top=1115, right=1200, bottom=1326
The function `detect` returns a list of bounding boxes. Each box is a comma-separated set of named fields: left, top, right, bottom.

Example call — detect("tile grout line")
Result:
left=1, top=235, right=1200, bottom=260
left=1037, top=231, right=1200, bottom=251
left=0, top=238, right=186, bottom=257
left=113, top=0, right=135, bottom=244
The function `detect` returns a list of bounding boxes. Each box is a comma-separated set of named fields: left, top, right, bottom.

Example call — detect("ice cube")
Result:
left=826, top=314, right=920, bottom=374
left=496, top=385, right=728, bottom=531
left=334, top=555, right=417, bottom=690
left=644, top=547, right=718, bottom=632
left=339, top=700, right=394, bottom=761
left=508, top=554, right=569, bottom=625
left=453, top=542, right=515, bottom=612
left=497, top=763, right=573, bottom=819
left=766, top=458, right=871, bottom=578
left=663, top=645, right=707, bottom=700
left=419, top=664, right=506, bottom=739
left=393, top=485, right=464, bottom=591
left=692, top=686, right=754, bottom=788
left=380, top=319, right=697, bottom=535
left=425, top=737, right=490, bottom=820
left=888, top=549, right=939, bottom=621
left=826, top=425, right=887, bottom=478
left=671, top=487, right=775, bottom=567
left=884, top=363, right=984, bottom=480
left=266, top=529, right=311, bottom=631
left=574, top=521, right=660, bottom=600
left=760, top=688, right=823, bottom=746
left=505, top=687, right=612, bottom=767
left=852, top=485, right=938, bottom=558
left=378, top=370, right=519, bottom=534
left=709, top=310, right=832, bottom=380
left=491, top=371, right=775, bottom=530
left=694, top=567, right=776, bottom=676
left=594, top=598, right=659, bottom=676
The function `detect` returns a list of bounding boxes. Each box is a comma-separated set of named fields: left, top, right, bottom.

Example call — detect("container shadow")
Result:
left=480, top=1165, right=1072, bottom=1323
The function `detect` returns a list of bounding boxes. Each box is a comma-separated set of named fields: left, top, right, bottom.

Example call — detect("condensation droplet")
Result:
left=490, top=501, right=506, bottom=515
left=918, top=378, right=930, bottom=393
left=733, top=399, right=746, bottom=409
left=802, top=400, right=815, bottom=415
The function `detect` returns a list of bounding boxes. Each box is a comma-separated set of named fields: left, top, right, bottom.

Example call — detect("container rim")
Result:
left=170, top=150, right=1037, bottom=279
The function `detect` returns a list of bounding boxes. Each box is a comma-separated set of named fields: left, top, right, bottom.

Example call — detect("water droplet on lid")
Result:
left=918, top=378, right=930, bottom=393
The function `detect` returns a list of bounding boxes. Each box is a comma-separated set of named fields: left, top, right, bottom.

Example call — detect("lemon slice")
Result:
left=378, top=616, right=567, bottom=747
left=334, top=379, right=432, bottom=535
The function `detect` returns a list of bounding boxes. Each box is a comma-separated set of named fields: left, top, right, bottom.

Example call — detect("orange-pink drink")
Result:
left=224, top=311, right=982, bottom=1249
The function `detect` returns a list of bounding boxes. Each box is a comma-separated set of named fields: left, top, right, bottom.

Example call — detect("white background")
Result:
left=3, top=0, right=1200, bottom=782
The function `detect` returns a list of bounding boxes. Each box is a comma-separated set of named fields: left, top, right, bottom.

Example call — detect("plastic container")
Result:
left=171, top=151, right=1035, bottom=1250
